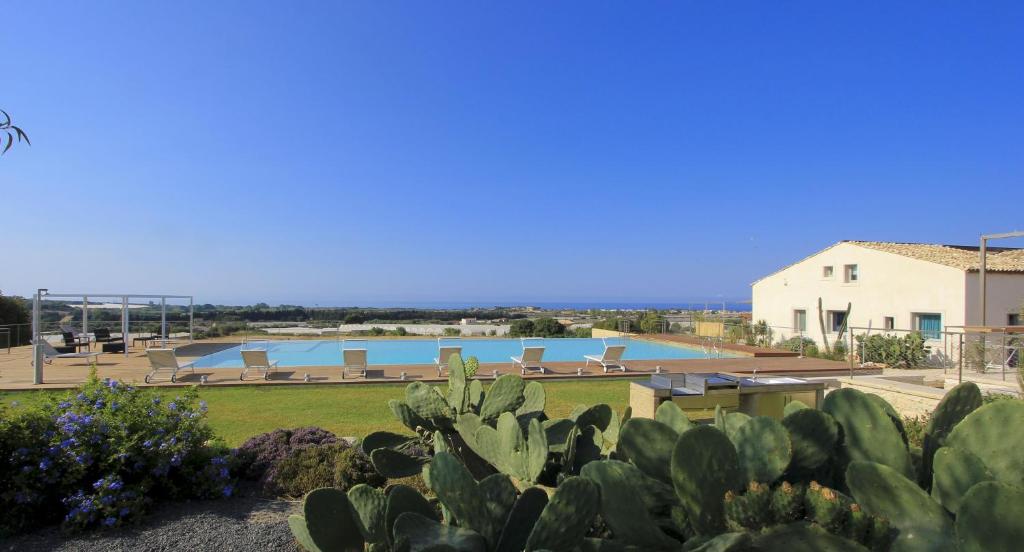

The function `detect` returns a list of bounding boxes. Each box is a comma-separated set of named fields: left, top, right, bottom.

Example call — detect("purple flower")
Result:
left=222, top=485, right=234, bottom=497
left=199, top=400, right=208, bottom=412
left=142, top=440, right=153, bottom=449
left=107, top=379, right=119, bottom=389
left=109, top=480, right=123, bottom=491
left=102, top=516, right=116, bottom=527
left=119, top=507, right=130, bottom=517
left=152, top=397, right=161, bottom=405
left=39, top=457, right=52, bottom=471
left=58, top=401, right=71, bottom=408
left=168, top=402, right=178, bottom=411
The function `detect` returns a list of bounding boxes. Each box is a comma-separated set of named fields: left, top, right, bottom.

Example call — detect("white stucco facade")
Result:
left=751, top=242, right=1024, bottom=346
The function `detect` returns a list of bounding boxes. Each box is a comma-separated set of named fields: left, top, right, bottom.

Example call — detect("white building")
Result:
left=752, top=241, right=1024, bottom=346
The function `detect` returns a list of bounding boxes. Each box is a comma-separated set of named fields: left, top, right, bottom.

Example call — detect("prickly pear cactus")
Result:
left=724, top=481, right=772, bottom=531
left=581, top=460, right=680, bottom=549
left=655, top=400, right=692, bottom=434
left=671, top=425, right=743, bottom=535
left=573, top=403, right=613, bottom=431
left=479, top=374, right=527, bottom=421
left=930, top=446, right=993, bottom=514
left=389, top=399, right=433, bottom=433
left=516, top=381, right=546, bottom=422
left=733, top=416, right=792, bottom=483
left=784, top=400, right=810, bottom=417
left=347, top=484, right=387, bottom=544
left=782, top=408, right=839, bottom=476
left=289, top=488, right=365, bottom=552
left=494, top=487, right=549, bottom=552
left=405, top=381, right=454, bottom=426
left=922, top=382, right=982, bottom=488
left=392, top=511, right=486, bottom=552
left=617, top=417, right=679, bottom=483
left=822, top=388, right=914, bottom=480
left=846, top=461, right=955, bottom=552
left=804, top=481, right=848, bottom=534
left=524, top=477, right=600, bottom=552
left=750, top=522, right=867, bottom=552
left=427, top=451, right=499, bottom=547
left=369, top=447, right=428, bottom=478
left=954, top=481, right=1024, bottom=552
left=770, top=481, right=806, bottom=523
left=944, top=397, right=1023, bottom=488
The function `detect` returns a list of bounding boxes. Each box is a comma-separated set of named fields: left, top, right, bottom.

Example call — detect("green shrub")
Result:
left=270, top=444, right=384, bottom=498
left=856, top=333, right=929, bottom=368
left=508, top=319, right=534, bottom=337
left=442, top=327, right=461, bottom=337
left=777, top=336, right=818, bottom=356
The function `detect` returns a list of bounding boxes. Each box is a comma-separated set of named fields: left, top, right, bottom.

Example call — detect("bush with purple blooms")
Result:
left=0, top=374, right=235, bottom=536
left=235, top=426, right=338, bottom=488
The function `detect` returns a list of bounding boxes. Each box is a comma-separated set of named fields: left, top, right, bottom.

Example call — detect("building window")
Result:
left=914, top=313, right=942, bottom=340
left=828, top=310, right=847, bottom=333
left=794, top=310, right=807, bottom=332
left=844, top=264, right=859, bottom=283
left=884, top=316, right=895, bottom=330
left=1009, top=313, right=1022, bottom=326
left=823, top=266, right=834, bottom=278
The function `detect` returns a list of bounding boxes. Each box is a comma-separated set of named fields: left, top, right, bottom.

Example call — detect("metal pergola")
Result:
left=31, top=289, right=194, bottom=384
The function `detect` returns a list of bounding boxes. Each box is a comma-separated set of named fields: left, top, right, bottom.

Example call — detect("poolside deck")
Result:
left=0, top=337, right=871, bottom=390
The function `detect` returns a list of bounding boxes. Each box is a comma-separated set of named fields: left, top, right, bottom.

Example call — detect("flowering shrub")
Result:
left=268, top=443, right=384, bottom=498
left=0, top=375, right=234, bottom=535
left=235, top=426, right=338, bottom=484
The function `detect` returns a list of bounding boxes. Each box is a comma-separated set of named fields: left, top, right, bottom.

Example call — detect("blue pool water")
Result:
left=193, top=338, right=727, bottom=368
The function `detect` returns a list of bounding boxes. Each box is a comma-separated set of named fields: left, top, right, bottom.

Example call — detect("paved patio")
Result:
left=0, top=336, right=867, bottom=390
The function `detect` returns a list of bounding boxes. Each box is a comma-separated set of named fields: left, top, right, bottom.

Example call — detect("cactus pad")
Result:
left=427, top=451, right=497, bottom=545
left=347, top=484, right=387, bottom=544
left=405, top=382, right=454, bottom=424
left=782, top=408, right=839, bottom=475
left=944, top=398, right=1023, bottom=488
left=517, top=381, right=546, bottom=419
left=393, top=512, right=486, bottom=552
left=655, top=400, right=692, bottom=434
left=750, top=522, right=867, bottom=552
left=846, top=461, right=955, bottom=552
left=618, top=418, right=679, bottom=483
left=297, top=488, right=365, bottom=552
left=370, top=447, right=427, bottom=478
left=784, top=400, right=810, bottom=417
left=822, top=388, right=914, bottom=479
left=495, top=487, right=549, bottom=552
left=671, top=425, right=743, bottom=535
left=479, top=374, right=527, bottom=421
left=361, top=431, right=416, bottom=454
left=930, top=446, right=993, bottom=514
left=581, top=460, right=679, bottom=549
left=389, top=399, right=433, bottom=433
left=770, top=481, right=805, bottom=523
left=954, top=481, right=1024, bottom=552
left=524, top=476, right=600, bottom=552
left=733, top=416, right=792, bottom=483
left=385, top=483, right=438, bottom=540
left=574, top=403, right=613, bottom=431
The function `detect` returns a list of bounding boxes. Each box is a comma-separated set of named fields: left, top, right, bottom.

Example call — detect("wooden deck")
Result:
left=0, top=337, right=864, bottom=391
left=642, top=334, right=800, bottom=357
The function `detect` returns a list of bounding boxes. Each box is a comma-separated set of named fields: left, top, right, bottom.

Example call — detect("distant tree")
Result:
left=639, top=311, right=666, bottom=334
left=1, top=110, right=30, bottom=155
left=344, top=313, right=365, bottom=324
left=442, top=327, right=462, bottom=337
left=0, top=291, right=31, bottom=345
left=368, top=327, right=386, bottom=336
left=531, top=318, right=565, bottom=338
left=508, top=319, right=535, bottom=337
left=393, top=326, right=407, bottom=336
left=574, top=327, right=592, bottom=338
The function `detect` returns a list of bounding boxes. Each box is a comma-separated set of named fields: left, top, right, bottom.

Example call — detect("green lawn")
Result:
left=0, top=379, right=637, bottom=446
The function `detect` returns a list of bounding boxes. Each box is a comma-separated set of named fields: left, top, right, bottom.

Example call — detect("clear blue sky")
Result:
left=3, top=2, right=1023, bottom=306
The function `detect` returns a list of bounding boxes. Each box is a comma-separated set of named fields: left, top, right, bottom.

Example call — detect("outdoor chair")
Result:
left=584, top=344, right=627, bottom=373
left=512, top=346, right=546, bottom=374
left=93, top=328, right=123, bottom=343
left=240, top=349, right=279, bottom=381
left=341, top=347, right=368, bottom=379
left=434, top=345, right=462, bottom=376
left=37, top=339, right=101, bottom=368
left=144, top=348, right=196, bottom=383
left=62, top=331, right=90, bottom=352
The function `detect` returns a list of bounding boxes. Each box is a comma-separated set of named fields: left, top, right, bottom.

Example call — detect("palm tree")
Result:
left=1, top=109, right=30, bottom=155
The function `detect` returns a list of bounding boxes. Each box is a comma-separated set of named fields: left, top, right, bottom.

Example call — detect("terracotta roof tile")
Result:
left=847, top=241, right=1024, bottom=272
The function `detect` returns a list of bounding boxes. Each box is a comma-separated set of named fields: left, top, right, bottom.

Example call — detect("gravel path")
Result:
left=3, top=486, right=302, bottom=552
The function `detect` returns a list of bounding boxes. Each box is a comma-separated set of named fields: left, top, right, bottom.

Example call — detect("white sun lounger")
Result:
left=37, top=340, right=101, bottom=367
left=241, top=349, right=279, bottom=381
left=435, top=346, right=462, bottom=376
left=342, top=348, right=368, bottom=379
left=145, top=348, right=196, bottom=383
left=584, top=344, right=627, bottom=373
left=512, top=346, right=546, bottom=375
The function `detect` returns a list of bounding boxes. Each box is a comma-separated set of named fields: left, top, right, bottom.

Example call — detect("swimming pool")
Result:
left=193, top=338, right=727, bottom=368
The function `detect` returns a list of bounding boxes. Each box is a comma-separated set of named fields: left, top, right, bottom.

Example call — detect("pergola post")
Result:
left=161, top=297, right=167, bottom=339
left=189, top=297, right=194, bottom=343
left=33, top=289, right=44, bottom=384
left=122, top=296, right=130, bottom=357
left=83, top=295, right=89, bottom=338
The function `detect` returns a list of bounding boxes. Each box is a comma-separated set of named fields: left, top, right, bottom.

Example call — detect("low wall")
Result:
left=591, top=329, right=634, bottom=338
left=833, top=376, right=946, bottom=417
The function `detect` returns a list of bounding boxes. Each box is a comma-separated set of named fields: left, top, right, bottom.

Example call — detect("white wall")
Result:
left=752, top=242, right=967, bottom=346
left=964, top=272, right=1024, bottom=326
